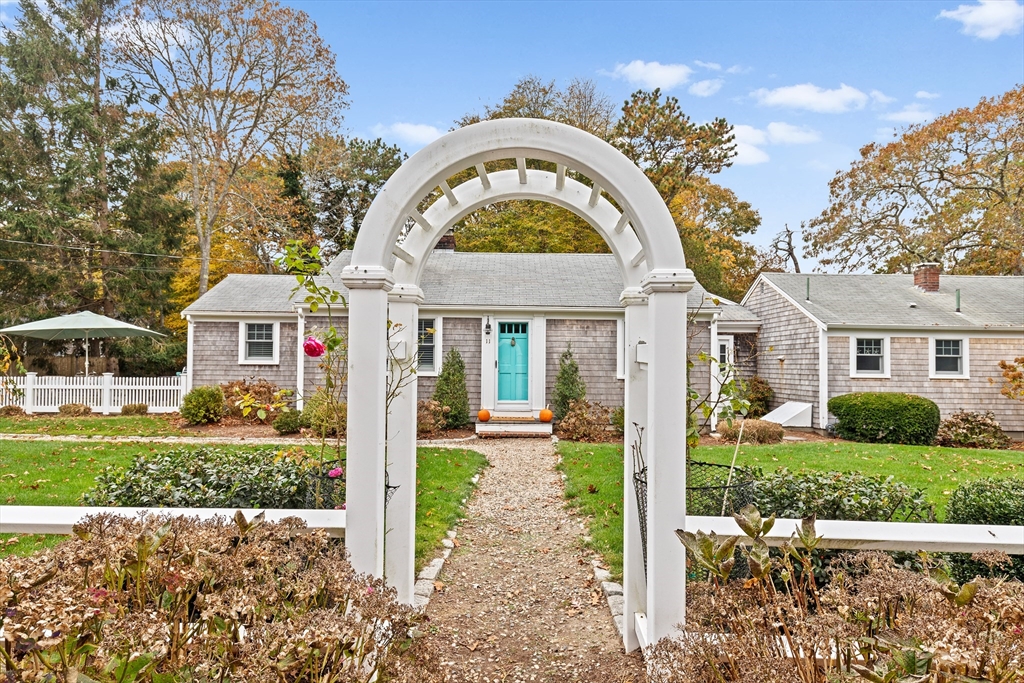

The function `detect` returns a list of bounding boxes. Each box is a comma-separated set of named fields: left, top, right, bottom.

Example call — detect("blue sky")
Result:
left=294, top=0, right=1023, bottom=270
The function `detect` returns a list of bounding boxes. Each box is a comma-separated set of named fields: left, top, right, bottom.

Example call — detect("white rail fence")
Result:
left=0, top=372, right=186, bottom=414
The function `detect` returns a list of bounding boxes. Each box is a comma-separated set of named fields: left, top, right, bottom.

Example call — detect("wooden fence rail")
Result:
left=0, top=372, right=187, bottom=414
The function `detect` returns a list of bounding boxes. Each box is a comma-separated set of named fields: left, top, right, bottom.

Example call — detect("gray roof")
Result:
left=756, top=273, right=1024, bottom=330
left=183, top=251, right=758, bottom=322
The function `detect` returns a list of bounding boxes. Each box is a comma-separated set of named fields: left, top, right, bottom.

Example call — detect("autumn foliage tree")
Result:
left=114, top=0, right=349, bottom=296
left=805, top=86, right=1023, bottom=275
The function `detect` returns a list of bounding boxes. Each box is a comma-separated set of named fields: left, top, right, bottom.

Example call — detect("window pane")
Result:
left=418, top=318, right=435, bottom=370
left=856, top=355, right=883, bottom=372
left=935, top=339, right=961, bottom=356
left=245, top=324, right=274, bottom=359
left=247, top=341, right=274, bottom=359
left=719, top=343, right=728, bottom=364
left=935, top=356, right=961, bottom=373
left=855, top=338, right=884, bottom=373
left=247, top=323, right=273, bottom=341
left=856, top=339, right=882, bottom=356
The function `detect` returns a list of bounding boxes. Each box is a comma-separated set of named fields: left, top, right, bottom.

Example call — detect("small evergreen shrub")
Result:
left=743, top=376, right=773, bottom=419
left=556, top=399, right=609, bottom=442
left=85, top=446, right=315, bottom=509
left=180, top=385, right=225, bottom=425
left=58, top=403, right=92, bottom=417
left=946, top=477, right=1024, bottom=583
left=272, top=408, right=303, bottom=435
left=753, top=469, right=934, bottom=523
left=827, top=392, right=940, bottom=445
left=0, top=404, right=25, bottom=417
left=433, top=348, right=469, bottom=429
left=119, top=403, right=148, bottom=416
left=417, top=399, right=445, bottom=434
left=302, top=389, right=344, bottom=438
left=552, top=343, right=586, bottom=421
left=610, top=405, right=625, bottom=435
left=935, top=410, right=1010, bottom=449
left=717, top=418, right=784, bottom=444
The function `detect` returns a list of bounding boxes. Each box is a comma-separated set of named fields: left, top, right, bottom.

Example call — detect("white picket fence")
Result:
left=0, top=372, right=186, bottom=414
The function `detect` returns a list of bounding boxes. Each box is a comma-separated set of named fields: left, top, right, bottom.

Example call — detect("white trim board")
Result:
left=238, top=320, right=281, bottom=366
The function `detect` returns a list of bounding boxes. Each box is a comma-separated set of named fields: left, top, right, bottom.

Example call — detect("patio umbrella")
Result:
left=0, top=310, right=163, bottom=376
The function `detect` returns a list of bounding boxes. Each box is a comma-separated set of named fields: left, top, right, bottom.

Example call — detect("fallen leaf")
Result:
left=433, top=581, right=444, bottom=592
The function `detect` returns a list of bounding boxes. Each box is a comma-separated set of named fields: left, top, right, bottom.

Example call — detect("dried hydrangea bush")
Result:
left=651, top=508, right=1024, bottom=683
left=1, top=513, right=442, bottom=682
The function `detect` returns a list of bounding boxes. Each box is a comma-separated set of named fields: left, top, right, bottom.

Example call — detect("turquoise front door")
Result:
left=497, top=322, right=529, bottom=402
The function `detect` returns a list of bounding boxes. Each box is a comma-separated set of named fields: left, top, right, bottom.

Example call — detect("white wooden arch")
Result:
left=342, top=118, right=695, bottom=650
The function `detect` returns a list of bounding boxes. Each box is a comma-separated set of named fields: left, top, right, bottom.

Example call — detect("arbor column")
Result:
left=385, top=286, right=423, bottom=604
left=340, top=265, right=395, bottom=579
left=620, top=288, right=648, bottom=652
left=642, top=269, right=696, bottom=643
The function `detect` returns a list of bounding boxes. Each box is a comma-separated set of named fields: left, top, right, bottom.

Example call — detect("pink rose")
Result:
left=328, top=467, right=343, bottom=479
left=303, top=336, right=326, bottom=358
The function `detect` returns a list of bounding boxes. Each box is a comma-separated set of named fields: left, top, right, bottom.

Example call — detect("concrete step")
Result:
left=476, top=421, right=553, bottom=438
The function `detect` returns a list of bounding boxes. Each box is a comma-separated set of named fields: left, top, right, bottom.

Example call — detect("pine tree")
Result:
left=552, top=343, right=587, bottom=421
left=433, top=348, right=470, bottom=429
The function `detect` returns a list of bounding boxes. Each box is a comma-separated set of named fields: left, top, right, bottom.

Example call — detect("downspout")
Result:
left=296, top=310, right=306, bottom=411
left=818, top=326, right=828, bottom=430
left=185, top=314, right=194, bottom=394
left=709, top=312, right=720, bottom=433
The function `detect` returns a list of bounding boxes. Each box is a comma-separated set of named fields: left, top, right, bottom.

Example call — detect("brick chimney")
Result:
left=913, top=262, right=941, bottom=292
left=434, top=228, right=455, bottom=251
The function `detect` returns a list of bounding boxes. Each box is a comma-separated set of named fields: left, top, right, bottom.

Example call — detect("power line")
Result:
left=0, top=238, right=270, bottom=266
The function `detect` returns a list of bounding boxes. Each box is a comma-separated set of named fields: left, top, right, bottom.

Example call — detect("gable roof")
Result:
left=183, top=251, right=759, bottom=323
left=750, top=272, right=1024, bottom=330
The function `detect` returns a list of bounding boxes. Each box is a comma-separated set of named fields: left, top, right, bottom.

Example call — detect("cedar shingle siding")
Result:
left=545, top=319, right=623, bottom=409
left=743, top=282, right=822, bottom=425
left=829, top=335, right=1024, bottom=432
left=418, top=317, right=483, bottom=413
left=192, top=321, right=298, bottom=390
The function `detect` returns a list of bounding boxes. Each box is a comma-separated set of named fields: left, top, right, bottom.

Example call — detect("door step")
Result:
left=476, top=412, right=552, bottom=438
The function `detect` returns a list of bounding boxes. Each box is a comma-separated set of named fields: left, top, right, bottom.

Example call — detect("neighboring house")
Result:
left=742, top=264, right=1024, bottom=435
left=181, top=249, right=760, bottom=427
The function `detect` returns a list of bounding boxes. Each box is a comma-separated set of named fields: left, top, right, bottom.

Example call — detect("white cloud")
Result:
left=939, top=0, right=1023, bottom=39
left=751, top=82, right=869, bottom=113
left=766, top=121, right=821, bottom=144
left=694, top=60, right=722, bottom=71
left=880, top=104, right=935, bottom=124
left=726, top=64, right=751, bottom=74
left=732, top=125, right=771, bottom=165
left=372, top=122, right=444, bottom=147
left=601, top=60, right=693, bottom=90
left=688, top=79, right=724, bottom=97
left=870, top=89, right=896, bottom=105
left=916, top=90, right=941, bottom=99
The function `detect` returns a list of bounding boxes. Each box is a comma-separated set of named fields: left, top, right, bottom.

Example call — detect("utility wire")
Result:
left=0, top=238, right=270, bottom=266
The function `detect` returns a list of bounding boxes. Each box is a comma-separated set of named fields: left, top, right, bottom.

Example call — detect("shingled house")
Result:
left=741, top=264, right=1024, bottom=436
left=181, top=250, right=760, bottom=431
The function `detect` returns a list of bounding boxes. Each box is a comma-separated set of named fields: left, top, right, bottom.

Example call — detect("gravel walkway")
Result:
left=424, top=438, right=645, bottom=683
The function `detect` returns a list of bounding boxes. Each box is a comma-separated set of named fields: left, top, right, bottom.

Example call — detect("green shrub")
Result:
left=0, top=404, right=25, bottom=417
left=717, top=418, right=784, bottom=444
left=935, top=410, right=1010, bottom=449
left=85, top=446, right=317, bottom=509
left=753, top=469, right=935, bottom=523
left=180, top=385, right=225, bottom=425
left=827, top=392, right=940, bottom=445
left=120, top=403, right=148, bottom=416
left=743, top=376, right=773, bottom=419
left=552, top=343, right=586, bottom=421
left=302, top=389, right=344, bottom=438
left=272, top=408, right=303, bottom=435
left=58, top=403, right=92, bottom=417
left=610, top=405, right=625, bottom=435
left=945, top=477, right=1024, bottom=583
left=433, top=348, right=469, bottom=429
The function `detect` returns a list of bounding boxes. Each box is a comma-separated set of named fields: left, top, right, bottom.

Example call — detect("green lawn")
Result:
left=557, top=440, right=1023, bottom=581
left=0, top=414, right=184, bottom=437
left=0, top=440, right=487, bottom=567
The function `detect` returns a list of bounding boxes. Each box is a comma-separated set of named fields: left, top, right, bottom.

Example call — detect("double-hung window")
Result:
left=239, top=322, right=279, bottom=364
left=852, top=337, right=887, bottom=377
left=931, top=338, right=968, bottom=378
left=417, top=318, right=438, bottom=375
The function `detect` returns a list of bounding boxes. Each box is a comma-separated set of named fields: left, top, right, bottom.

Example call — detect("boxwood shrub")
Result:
left=84, top=446, right=321, bottom=509
left=180, top=385, right=225, bottom=425
left=945, top=477, right=1024, bottom=583
left=827, top=392, right=940, bottom=445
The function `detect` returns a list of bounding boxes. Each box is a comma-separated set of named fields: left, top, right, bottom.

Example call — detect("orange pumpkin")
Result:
left=539, top=408, right=553, bottom=423
left=477, top=409, right=491, bottom=423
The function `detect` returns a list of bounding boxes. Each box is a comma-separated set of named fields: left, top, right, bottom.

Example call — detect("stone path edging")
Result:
left=413, top=472, right=481, bottom=611
left=0, top=433, right=478, bottom=447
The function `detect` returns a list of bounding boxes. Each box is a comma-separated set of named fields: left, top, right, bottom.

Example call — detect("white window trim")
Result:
left=416, top=316, right=442, bottom=377
left=849, top=335, right=890, bottom=379
left=929, top=336, right=970, bottom=379
left=238, top=321, right=280, bottom=365
left=717, top=334, right=735, bottom=367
